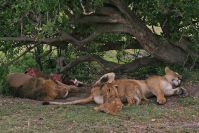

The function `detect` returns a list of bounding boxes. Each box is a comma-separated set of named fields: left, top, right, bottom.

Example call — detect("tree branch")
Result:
left=61, top=55, right=159, bottom=73
left=0, top=23, right=132, bottom=50
left=61, top=55, right=119, bottom=72
left=0, top=33, right=82, bottom=47
left=174, top=37, right=199, bottom=58
left=75, top=13, right=127, bottom=25
left=112, top=57, right=160, bottom=72
left=96, top=41, right=142, bottom=51
left=107, top=0, right=187, bottom=64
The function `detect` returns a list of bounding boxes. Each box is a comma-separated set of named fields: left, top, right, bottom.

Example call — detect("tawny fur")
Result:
left=108, top=80, right=148, bottom=105
left=94, top=83, right=123, bottom=115
left=7, top=73, right=77, bottom=100
left=7, top=73, right=32, bottom=88
left=94, top=98, right=123, bottom=115
left=44, top=67, right=185, bottom=105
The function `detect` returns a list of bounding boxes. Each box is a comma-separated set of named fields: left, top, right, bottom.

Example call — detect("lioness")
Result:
left=7, top=73, right=77, bottom=100
left=97, top=80, right=148, bottom=106
left=44, top=67, right=185, bottom=105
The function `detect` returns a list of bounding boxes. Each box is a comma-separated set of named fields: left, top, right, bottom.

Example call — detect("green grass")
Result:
left=0, top=97, right=198, bottom=133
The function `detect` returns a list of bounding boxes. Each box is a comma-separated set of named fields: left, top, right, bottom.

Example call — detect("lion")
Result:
left=110, top=80, right=148, bottom=105
left=43, top=72, right=148, bottom=105
left=94, top=98, right=123, bottom=115
left=43, top=67, right=186, bottom=105
left=7, top=73, right=77, bottom=100
left=98, top=81, right=148, bottom=106
left=94, top=83, right=123, bottom=115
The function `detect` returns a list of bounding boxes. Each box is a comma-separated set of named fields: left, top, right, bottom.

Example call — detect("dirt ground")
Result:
left=0, top=82, right=199, bottom=133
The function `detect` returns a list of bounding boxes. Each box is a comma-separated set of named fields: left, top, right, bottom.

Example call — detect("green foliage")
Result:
left=1, top=0, right=198, bottom=58
left=0, top=65, right=10, bottom=95
left=128, top=65, right=166, bottom=79
left=0, top=0, right=198, bottom=93
left=68, top=62, right=102, bottom=83
left=9, top=54, right=37, bottom=72
left=0, top=52, right=37, bottom=94
left=94, top=0, right=104, bottom=7
left=127, top=64, right=199, bottom=82
left=178, top=97, right=199, bottom=106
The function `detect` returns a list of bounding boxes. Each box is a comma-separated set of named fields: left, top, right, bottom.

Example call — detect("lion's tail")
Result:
left=42, top=95, right=93, bottom=105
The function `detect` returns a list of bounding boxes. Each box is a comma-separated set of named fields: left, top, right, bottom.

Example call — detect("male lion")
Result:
left=44, top=67, right=185, bottom=105
left=7, top=73, right=77, bottom=100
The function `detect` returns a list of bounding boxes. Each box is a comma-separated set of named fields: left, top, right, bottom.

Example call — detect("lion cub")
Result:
left=108, top=80, right=148, bottom=105
left=94, top=83, right=123, bottom=115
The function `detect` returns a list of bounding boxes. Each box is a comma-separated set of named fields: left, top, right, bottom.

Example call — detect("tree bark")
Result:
left=108, top=0, right=187, bottom=64
left=1, top=0, right=197, bottom=69
left=61, top=55, right=159, bottom=73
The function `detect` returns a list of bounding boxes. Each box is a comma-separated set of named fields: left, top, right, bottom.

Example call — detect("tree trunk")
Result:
left=109, top=0, right=187, bottom=64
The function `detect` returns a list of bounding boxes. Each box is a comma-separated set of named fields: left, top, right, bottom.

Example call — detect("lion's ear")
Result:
left=165, top=66, right=172, bottom=74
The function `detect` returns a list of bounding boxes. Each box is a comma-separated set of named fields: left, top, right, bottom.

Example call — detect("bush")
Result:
left=0, top=65, right=10, bottom=95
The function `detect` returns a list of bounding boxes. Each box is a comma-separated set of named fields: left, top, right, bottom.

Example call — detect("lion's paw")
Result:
left=180, top=87, right=189, bottom=97
left=157, top=97, right=166, bottom=105
left=175, top=88, right=183, bottom=95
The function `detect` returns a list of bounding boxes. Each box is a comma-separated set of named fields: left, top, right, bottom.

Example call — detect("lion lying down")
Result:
left=94, top=83, right=123, bottom=115
left=44, top=67, right=187, bottom=115
left=7, top=73, right=77, bottom=101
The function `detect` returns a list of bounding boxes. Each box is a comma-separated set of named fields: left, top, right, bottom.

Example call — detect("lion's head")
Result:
left=165, top=67, right=182, bottom=87
left=102, top=83, right=119, bottom=101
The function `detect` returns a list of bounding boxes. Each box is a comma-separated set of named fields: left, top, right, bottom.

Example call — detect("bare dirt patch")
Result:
left=184, top=81, right=199, bottom=98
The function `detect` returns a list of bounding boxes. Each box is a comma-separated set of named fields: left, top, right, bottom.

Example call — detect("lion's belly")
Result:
left=134, top=80, right=152, bottom=98
left=160, top=81, right=173, bottom=96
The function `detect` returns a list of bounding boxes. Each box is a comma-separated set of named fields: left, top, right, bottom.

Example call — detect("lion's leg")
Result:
left=164, top=87, right=188, bottom=96
left=126, top=96, right=135, bottom=106
left=134, top=96, right=141, bottom=105
left=180, top=87, right=189, bottom=97
left=164, top=87, right=181, bottom=96
left=94, top=104, right=104, bottom=112
left=150, top=86, right=166, bottom=104
left=42, top=96, right=54, bottom=101
left=94, top=104, right=116, bottom=115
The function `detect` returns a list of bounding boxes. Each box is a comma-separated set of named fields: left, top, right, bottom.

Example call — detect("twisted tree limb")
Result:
left=61, top=55, right=119, bottom=72
left=61, top=55, right=159, bottom=73
left=107, top=0, right=187, bottom=64
left=0, top=23, right=131, bottom=49
left=1, top=0, right=195, bottom=67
